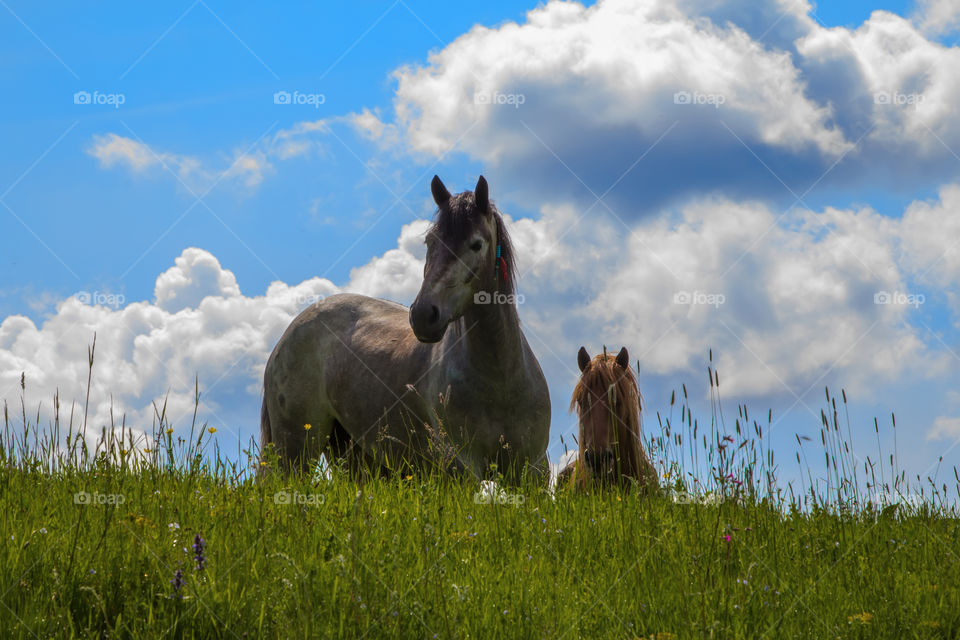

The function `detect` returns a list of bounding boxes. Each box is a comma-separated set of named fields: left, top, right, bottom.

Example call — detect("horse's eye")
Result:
left=470, top=240, right=483, bottom=252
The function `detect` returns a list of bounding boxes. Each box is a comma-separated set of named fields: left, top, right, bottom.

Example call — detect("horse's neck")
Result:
left=456, top=300, right=528, bottom=378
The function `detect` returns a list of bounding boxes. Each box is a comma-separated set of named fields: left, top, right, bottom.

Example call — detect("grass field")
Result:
left=2, top=363, right=959, bottom=638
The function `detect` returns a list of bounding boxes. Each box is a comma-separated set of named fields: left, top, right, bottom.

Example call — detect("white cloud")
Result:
left=347, top=219, right=429, bottom=302
left=899, top=184, right=960, bottom=288
left=154, top=248, right=242, bottom=313
left=912, top=0, right=960, bottom=35
left=394, top=0, right=847, bottom=157
left=929, top=415, right=960, bottom=440
left=349, top=108, right=400, bottom=146
left=383, top=0, right=960, bottom=213
left=512, top=186, right=960, bottom=403
left=88, top=119, right=333, bottom=191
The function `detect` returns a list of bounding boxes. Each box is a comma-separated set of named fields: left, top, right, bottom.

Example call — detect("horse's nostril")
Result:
left=411, top=301, right=440, bottom=329
left=584, top=449, right=613, bottom=472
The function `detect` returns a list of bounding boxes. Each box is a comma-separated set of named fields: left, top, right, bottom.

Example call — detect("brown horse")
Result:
left=260, top=175, right=551, bottom=480
left=558, top=346, right=657, bottom=490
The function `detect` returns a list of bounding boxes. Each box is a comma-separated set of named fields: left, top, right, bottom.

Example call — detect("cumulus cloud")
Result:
left=0, top=221, right=426, bottom=449
left=387, top=0, right=960, bottom=213
left=154, top=248, right=243, bottom=313
left=347, top=220, right=429, bottom=301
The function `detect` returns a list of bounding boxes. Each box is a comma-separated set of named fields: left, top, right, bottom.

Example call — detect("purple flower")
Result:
left=193, top=534, right=206, bottom=571
left=170, top=568, right=184, bottom=596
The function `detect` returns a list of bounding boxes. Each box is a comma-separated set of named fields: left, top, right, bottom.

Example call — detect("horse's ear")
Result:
left=615, top=346, right=629, bottom=370
left=431, top=175, right=451, bottom=207
left=577, top=346, right=591, bottom=372
left=475, top=175, right=489, bottom=213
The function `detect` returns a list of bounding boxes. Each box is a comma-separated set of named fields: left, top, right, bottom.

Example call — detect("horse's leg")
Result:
left=263, top=387, right=335, bottom=476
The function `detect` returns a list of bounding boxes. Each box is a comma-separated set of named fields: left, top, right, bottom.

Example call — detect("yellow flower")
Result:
left=405, top=475, right=413, bottom=481
left=303, top=423, right=312, bottom=431
left=143, top=448, right=152, bottom=454
left=165, top=428, right=174, bottom=435
left=207, top=427, right=217, bottom=434
left=848, top=612, right=873, bottom=624
left=449, top=531, right=475, bottom=541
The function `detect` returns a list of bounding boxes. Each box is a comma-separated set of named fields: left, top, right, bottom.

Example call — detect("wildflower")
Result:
left=89, top=569, right=96, bottom=575
left=193, top=534, right=206, bottom=571
left=207, top=427, right=217, bottom=434
left=723, top=534, right=731, bottom=542
left=303, top=423, right=312, bottom=431
left=848, top=612, right=873, bottom=624
left=168, top=522, right=180, bottom=531
left=144, top=448, right=152, bottom=454
left=166, top=428, right=174, bottom=436
left=170, top=568, right=184, bottom=596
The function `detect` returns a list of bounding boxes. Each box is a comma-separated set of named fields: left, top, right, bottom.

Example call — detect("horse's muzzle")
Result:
left=409, top=300, right=446, bottom=343
left=583, top=449, right=615, bottom=475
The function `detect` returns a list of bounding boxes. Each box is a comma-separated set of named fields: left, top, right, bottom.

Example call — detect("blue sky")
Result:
left=3, top=0, right=960, bottom=493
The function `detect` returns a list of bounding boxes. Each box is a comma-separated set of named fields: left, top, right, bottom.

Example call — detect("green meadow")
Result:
left=2, top=363, right=959, bottom=639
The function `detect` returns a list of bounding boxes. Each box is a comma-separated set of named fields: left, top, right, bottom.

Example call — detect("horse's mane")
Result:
left=429, top=191, right=516, bottom=295
left=569, top=353, right=644, bottom=484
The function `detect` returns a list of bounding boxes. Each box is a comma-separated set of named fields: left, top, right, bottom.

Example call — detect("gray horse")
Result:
left=260, top=175, right=550, bottom=480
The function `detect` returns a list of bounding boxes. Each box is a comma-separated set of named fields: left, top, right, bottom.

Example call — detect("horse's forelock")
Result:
left=428, top=192, right=516, bottom=294
left=571, top=355, right=643, bottom=480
